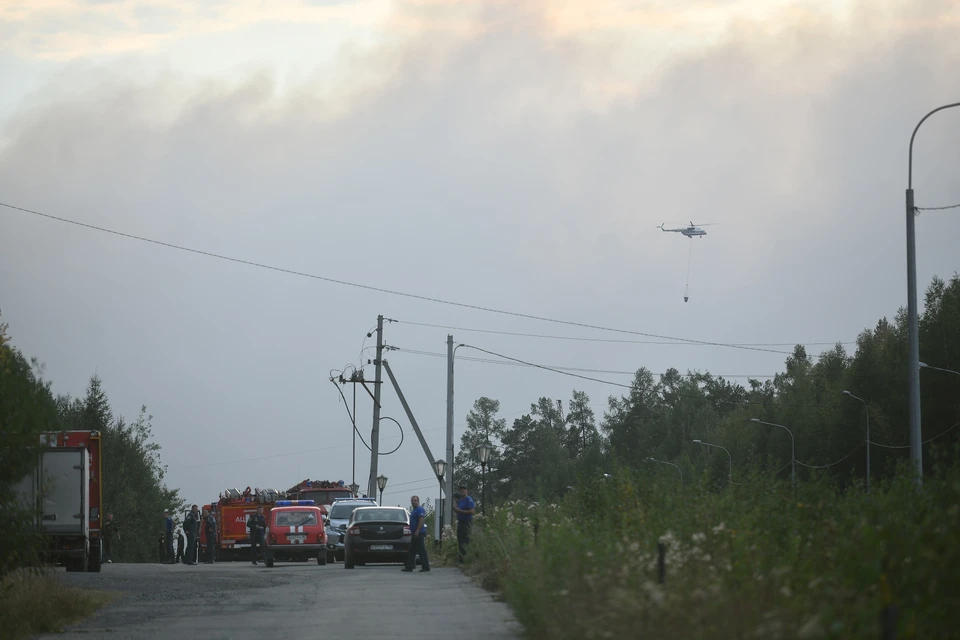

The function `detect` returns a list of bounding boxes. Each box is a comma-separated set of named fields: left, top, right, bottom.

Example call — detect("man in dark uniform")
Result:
left=247, top=505, right=267, bottom=565
left=203, top=508, right=217, bottom=564
left=183, top=504, right=199, bottom=565
left=452, top=484, right=475, bottom=563
left=176, top=529, right=185, bottom=563
left=157, top=532, right=165, bottom=563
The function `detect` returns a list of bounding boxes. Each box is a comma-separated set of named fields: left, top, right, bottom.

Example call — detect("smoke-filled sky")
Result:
left=2, top=0, right=958, bottom=508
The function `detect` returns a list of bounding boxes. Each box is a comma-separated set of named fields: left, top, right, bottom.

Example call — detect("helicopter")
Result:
left=659, top=221, right=717, bottom=238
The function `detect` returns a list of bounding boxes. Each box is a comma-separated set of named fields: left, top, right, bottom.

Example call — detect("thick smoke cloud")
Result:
left=1, top=0, right=957, bottom=502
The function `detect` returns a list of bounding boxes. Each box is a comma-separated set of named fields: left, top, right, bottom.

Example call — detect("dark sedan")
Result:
left=343, top=506, right=411, bottom=569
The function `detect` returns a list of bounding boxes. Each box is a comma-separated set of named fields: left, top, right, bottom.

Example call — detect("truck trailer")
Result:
left=15, top=430, right=104, bottom=572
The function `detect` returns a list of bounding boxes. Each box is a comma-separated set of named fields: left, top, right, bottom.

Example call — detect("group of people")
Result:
left=161, top=504, right=217, bottom=565
left=403, top=483, right=476, bottom=572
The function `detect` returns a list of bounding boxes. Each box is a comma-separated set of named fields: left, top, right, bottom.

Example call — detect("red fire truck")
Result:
left=15, top=430, right=103, bottom=572
left=285, top=479, right=354, bottom=513
left=208, top=487, right=286, bottom=560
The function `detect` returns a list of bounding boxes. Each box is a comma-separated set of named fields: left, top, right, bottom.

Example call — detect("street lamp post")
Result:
left=750, top=418, right=795, bottom=495
left=376, top=474, right=388, bottom=505
left=348, top=482, right=360, bottom=498
left=920, top=362, right=960, bottom=377
left=842, top=391, right=870, bottom=493
left=645, top=457, right=682, bottom=482
left=906, top=101, right=960, bottom=487
left=692, top=440, right=732, bottom=483
left=474, top=442, right=494, bottom=516
left=432, top=459, right=447, bottom=550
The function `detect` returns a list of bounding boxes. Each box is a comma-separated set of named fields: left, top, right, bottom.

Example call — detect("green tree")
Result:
left=454, top=397, right=506, bottom=500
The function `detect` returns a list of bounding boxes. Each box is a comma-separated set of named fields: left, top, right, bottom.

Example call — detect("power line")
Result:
left=391, top=318, right=851, bottom=348
left=796, top=441, right=864, bottom=469
left=455, top=344, right=634, bottom=390
left=389, top=345, right=777, bottom=379
left=3, top=200, right=818, bottom=357
left=867, top=419, right=960, bottom=449
left=915, top=203, right=960, bottom=211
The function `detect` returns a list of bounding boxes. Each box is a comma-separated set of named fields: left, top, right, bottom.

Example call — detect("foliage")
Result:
left=454, top=274, right=960, bottom=637
left=462, top=452, right=960, bottom=638
left=460, top=274, right=960, bottom=505
left=0, top=569, right=113, bottom=640
left=0, top=311, right=57, bottom=576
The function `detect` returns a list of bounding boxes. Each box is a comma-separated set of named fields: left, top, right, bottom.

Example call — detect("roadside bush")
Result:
left=461, top=452, right=960, bottom=638
left=0, top=569, right=112, bottom=640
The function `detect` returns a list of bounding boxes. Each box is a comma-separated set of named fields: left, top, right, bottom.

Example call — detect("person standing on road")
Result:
left=102, top=513, right=120, bottom=563
left=157, top=532, right=165, bottom=563
left=176, top=529, right=185, bottom=563
left=247, top=505, right=267, bottom=565
left=163, top=510, right=175, bottom=563
left=402, top=495, right=429, bottom=573
left=183, top=504, right=199, bottom=565
left=452, top=485, right=475, bottom=563
left=203, top=508, right=217, bottom=564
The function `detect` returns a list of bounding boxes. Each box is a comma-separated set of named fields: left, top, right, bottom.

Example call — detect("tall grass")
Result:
left=459, top=451, right=960, bottom=638
left=0, top=569, right=113, bottom=640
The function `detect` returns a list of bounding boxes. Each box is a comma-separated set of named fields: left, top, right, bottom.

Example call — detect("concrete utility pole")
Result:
left=906, top=101, right=960, bottom=487
left=445, top=335, right=455, bottom=534
left=367, top=314, right=384, bottom=499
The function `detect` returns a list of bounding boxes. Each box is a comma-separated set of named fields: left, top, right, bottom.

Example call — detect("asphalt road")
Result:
left=37, top=560, right=523, bottom=639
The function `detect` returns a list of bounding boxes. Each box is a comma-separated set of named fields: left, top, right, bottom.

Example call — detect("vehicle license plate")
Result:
left=370, top=544, right=393, bottom=551
left=288, top=535, right=306, bottom=543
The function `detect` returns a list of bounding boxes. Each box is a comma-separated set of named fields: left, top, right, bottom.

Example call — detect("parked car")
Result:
left=343, top=506, right=411, bottom=569
left=324, top=497, right=377, bottom=562
left=264, top=500, right=327, bottom=567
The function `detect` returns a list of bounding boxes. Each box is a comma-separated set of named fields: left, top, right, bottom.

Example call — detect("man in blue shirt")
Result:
left=402, top=495, right=430, bottom=572
left=452, top=484, right=475, bottom=563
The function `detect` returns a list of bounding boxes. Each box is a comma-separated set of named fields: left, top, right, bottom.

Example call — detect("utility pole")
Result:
left=445, top=335, right=455, bottom=534
left=368, top=315, right=384, bottom=499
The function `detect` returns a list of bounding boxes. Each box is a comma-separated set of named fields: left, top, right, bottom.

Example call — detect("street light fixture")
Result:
left=692, top=440, right=733, bottom=483
left=474, top=442, right=494, bottom=516
left=842, top=391, right=871, bottom=493
left=432, top=459, right=447, bottom=550
left=906, top=101, right=960, bottom=487
left=645, top=457, right=682, bottom=482
left=920, top=362, right=960, bottom=377
left=348, top=482, right=360, bottom=498
left=750, top=418, right=795, bottom=495
left=376, top=474, right=388, bottom=504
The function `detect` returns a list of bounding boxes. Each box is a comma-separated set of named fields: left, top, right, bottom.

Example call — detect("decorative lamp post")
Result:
left=348, top=482, right=360, bottom=498
left=432, top=459, right=447, bottom=550
left=474, top=442, right=494, bottom=516
left=376, top=474, right=388, bottom=504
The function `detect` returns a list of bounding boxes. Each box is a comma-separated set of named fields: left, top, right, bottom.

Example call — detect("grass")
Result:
left=457, top=454, right=960, bottom=639
left=0, top=569, right=113, bottom=640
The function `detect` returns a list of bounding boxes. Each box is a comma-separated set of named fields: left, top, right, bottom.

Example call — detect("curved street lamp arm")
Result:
left=909, top=102, right=960, bottom=189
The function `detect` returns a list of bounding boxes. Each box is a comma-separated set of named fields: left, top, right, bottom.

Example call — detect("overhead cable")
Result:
left=4, top=200, right=821, bottom=356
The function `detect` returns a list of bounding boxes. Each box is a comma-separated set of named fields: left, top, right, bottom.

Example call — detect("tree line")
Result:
left=0, top=310, right=181, bottom=571
left=454, top=274, right=960, bottom=502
